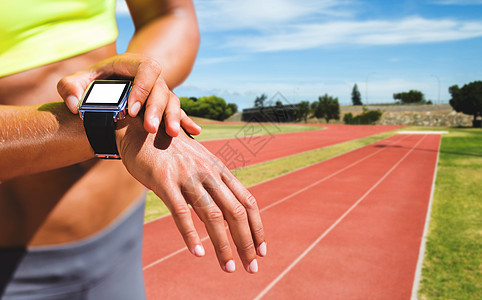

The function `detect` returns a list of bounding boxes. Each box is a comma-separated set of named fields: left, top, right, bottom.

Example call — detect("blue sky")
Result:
left=116, top=0, right=482, bottom=109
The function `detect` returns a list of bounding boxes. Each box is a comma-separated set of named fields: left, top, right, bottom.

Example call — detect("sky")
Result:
left=116, top=0, right=482, bottom=109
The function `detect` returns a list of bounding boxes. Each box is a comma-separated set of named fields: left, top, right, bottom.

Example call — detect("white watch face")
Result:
left=83, top=82, right=130, bottom=105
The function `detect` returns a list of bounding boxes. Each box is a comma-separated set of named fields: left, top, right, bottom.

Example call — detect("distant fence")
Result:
left=242, top=104, right=298, bottom=123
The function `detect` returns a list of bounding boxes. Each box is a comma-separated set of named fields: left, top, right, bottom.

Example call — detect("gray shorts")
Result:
left=0, top=196, right=146, bottom=300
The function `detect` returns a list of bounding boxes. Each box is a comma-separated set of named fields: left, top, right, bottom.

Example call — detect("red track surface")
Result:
left=142, top=133, right=440, bottom=299
left=200, top=124, right=402, bottom=169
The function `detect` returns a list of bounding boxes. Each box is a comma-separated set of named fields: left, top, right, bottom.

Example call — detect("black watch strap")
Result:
left=83, top=112, right=120, bottom=159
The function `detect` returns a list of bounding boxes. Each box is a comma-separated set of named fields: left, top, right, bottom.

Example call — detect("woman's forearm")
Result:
left=126, top=0, right=200, bottom=89
left=0, top=103, right=94, bottom=181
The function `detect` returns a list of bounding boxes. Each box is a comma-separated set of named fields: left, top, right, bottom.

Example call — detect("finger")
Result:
left=221, top=169, right=266, bottom=257
left=180, top=110, right=202, bottom=136
left=143, top=80, right=169, bottom=133
left=127, top=60, right=162, bottom=117
left=182, top=175, right=235, bottom=273
left=163, top=92, right=181, bottom=137
left=57, top=71, right=95, bottom=113
left=161, top=188, right=205, bottom=257
left=204, top=176, right=258, bottom=273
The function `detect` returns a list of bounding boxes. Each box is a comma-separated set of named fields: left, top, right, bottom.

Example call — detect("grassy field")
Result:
left=144, top=124, right=482, bottom=300
left=418, top=128, right=482, bottom=300
left=194, top=123, right=321, bottom=141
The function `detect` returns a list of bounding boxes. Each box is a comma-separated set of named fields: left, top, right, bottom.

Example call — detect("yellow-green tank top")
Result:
left=0, top=0, right=119, bottom=77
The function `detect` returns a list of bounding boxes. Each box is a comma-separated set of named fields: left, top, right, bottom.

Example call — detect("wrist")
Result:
left=115, top=115, right=146, bottom=159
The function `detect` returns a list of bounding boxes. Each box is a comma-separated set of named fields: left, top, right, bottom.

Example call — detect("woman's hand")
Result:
left=116, top=116, right=267, bottom=273
left=57, top=53, right=201, bottom=137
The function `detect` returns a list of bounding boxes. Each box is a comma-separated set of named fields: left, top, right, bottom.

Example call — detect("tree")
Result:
left=312, top=94, right=340, bottom=123
left=294, top=101, right=310, bottom=123
left=180, top=95, right=237, bottom=121
left=393, top=90, right=425, bottom=104
left=449, top=81, right=482, bottom=127
left=254, top=94, right=267, bottom=107
left=310, top=101, right=318, bottom=112
left=351, top=84, right=363, bottom=105
left=227, top=103, right=238, bottom=115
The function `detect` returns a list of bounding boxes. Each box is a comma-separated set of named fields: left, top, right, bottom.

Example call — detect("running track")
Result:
left=142, top=132, right=440, bottom=299
left=200, top=124, right=402, bottom=169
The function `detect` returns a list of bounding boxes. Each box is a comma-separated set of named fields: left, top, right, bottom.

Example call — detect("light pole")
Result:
left=365, top=72, right=376, bottom=105
left=430, top=74, right=441, bottom=105
left=292, top=87, right=299, bottom=103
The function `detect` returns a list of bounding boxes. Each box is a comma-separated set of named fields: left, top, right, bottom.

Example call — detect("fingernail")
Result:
left=248, top=259, right=258, bottom=273
left=172, top=121, right=180, bottom=132
left=66, top=96, right=79, bottom=111
left=194, top=245, right=205, bottom=257
left=151, top=117, right=160, bottom=130
left=224, top=260, right=235, bottom=273
left=130, top=102, right=141, bottom=115
left=257, top=242, right=267, bottom=257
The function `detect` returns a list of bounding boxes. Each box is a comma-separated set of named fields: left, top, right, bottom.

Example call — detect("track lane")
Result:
left=142, top=133, right=406, bottom=269
left=257, top=135, right=440, bottom=299
left=201, top=124, right=402, bottom=169
left=143, top=134, right=440, bottom=299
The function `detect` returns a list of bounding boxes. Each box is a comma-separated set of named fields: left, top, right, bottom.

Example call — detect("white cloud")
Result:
left=225, top=17, right=482, bottom=52
left=195, top=0, right=482, bottom=52
left=194, top=0, right=356, bottom=31
left=196, top=55, right=245, bottom=65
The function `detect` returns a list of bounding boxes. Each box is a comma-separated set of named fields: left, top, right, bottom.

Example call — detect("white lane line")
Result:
left=259, top=135, right=409, bottom=213
left=143, top=135, right=409, bottom=271
left=398, top=130, right=448, bottom=135
left=253, top=135, right=427, bottom=300
left=411, top=135, right=441, bottom=300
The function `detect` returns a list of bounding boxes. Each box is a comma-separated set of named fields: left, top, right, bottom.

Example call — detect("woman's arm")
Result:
left=126, top=0, right=200, bottom=89
left=0, top=103, right=93, bottom=181
left=0, top=103, right=267, bottom=273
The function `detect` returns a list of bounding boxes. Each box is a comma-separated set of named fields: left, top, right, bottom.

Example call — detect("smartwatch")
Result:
left=78, top=80, right=132, bottom=159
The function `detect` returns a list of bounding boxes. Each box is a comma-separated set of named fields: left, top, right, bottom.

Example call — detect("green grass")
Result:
left=145, top=195, right=171, bottom=223
left=195, top=123, right=321, bottom=141
left=418, top=128, right=482, bottom=300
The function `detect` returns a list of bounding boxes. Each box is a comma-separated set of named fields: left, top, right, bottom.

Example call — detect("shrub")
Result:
left=344, top=108, right=382, bottom=125
left=343, top=112, right=354, bottom=124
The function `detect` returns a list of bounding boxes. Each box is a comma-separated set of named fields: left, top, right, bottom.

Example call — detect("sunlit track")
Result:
left=143, top=134, right=410, bottom=271
left=142, top=125, right=402, bottom=265
left=142, top=133, right=441, bottom=299
left=200, top=124, right=403, bottom=169
left=254, top=135, right=427, bottom=299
